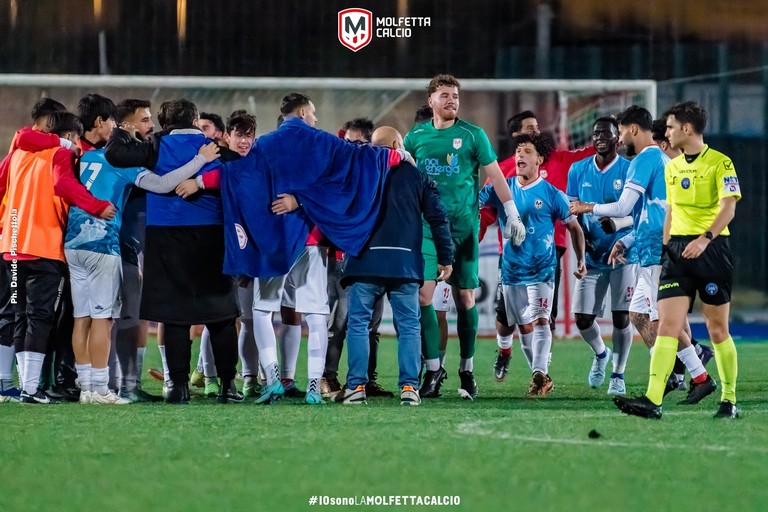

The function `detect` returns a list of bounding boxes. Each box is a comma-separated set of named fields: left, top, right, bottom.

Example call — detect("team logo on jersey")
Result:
left=234, top=223, right=248, bottom=249
left=338, top=9, right=373, bottom=52
left=534, top=199, right=543, bottom=209
left=614, top=179, right=623, bottom=190
left=705, top=282, right=718, bottom=296
left=723, top=176, right=740, bottom=194
left=540, top=169, right=548, bottom=179
left=453, top=138, right=462, bottom=150
left=681, top=177, right=691, bottom=189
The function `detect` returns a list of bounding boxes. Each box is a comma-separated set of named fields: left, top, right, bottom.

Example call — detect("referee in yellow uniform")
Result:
left=614, top=101, right=741, bottom=419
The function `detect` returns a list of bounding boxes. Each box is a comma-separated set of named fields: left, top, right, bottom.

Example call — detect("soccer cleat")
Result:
left=189, top=369, right=205, bottom=388
left=134, top=386, right=163, bottom=402
left=305, top=379, right=324, bottom=405
left=91, top=390, right=132, bottom=405
left=365, top=380, right=395, bottom=398
left=400, top=385, right=421, bottom=406
left=713, top=400, right=740, bottom=419
left=613, top=395, right=662, bottom=419
left=165, top=384, right=190, bottom=404
left=255, top=380, right=285, bottom=404
left=607, top=377, right=626, bottom=396
left=333, top=385, right=366, bottom=404
left=420, top=367, right=447, bottom=398
left=282, top=379, right=306, bottom=399
left=148, top=368, right=164, bottom=382
left=217, top=381, right=244, bottom=404
left=242, top=377, right=262, bottom=398
left=457, top=370, right=478, bottom=401
left=663, top=374, right=682, bottom=396
left=526, top=371, right=553, bottom=398
left=493, top=352, right=511, bottom=382
left=320, top=377, right=342, bottom=398
left=697, top=343, right=714, bottom=367
left=0, top=387, right=22, bottom=403
left=204, top=378, right=220, bottom=398
left=79, top=390, right=92, bottom=404
left=677, top=375, right=717, bottom=405
left=588, top=348, right=612, bottom=388
left=49, top=384, right=81, bottom=402
left=19, top=389, right=55, bottom=404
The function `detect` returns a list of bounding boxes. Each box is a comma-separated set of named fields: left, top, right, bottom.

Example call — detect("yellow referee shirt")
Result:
left=665, top=145, right=741, bottom=236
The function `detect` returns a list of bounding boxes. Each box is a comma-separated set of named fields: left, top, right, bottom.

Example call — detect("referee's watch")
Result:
left=704, top=231, right=714, bottom=240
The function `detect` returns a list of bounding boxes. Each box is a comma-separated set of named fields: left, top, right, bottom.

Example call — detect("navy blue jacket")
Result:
left=341, top=161, right=453, bottom=286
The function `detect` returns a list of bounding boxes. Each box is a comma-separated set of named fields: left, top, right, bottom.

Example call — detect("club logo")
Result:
left=706, top=283, right=718, bottom=295
left=614, top=179, right=623, bottom=190
left=540, top=169, right=548, bottom=179
left=338, top=9, right=373, bottom=52
left=234, top=223, right=248, bottom=249
left=453, top=138, right=462, bottom=150
left=681, top=177, right=690, bottom=189
left=534, top=199, right=543, bottom=209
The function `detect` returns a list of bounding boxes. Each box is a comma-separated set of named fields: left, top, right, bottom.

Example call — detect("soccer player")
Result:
left=573, top=106, right=715, bottom=404
left=335, top=126, right=453, bottom=405
left=567, top=117, right=637, bottom=396
left=404, top=74, right=525, bottom=400
left=614, top=101, right=741, bottom=419
left=480, top=133, right=586, bottom=397
left=198, top=112, right=225, bottom=142
left=1, top=111, right=116, bottom=404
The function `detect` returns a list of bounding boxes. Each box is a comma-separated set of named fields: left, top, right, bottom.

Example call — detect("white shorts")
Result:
left=253, top=246, right=329, bottom=314
left=237, top=279, right=254, bottom=320
left=572, top=264, right=638, bottom=316
left=65, top=249, right=122, bottom=319
left=502, top=282, right=554, bottom=327
left=629, top=265, right=661, bottom=322
left=432, top=281, right=453, bottom=312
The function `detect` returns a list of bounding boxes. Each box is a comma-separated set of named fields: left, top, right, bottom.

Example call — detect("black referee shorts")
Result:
left=658, top=235, right=733, bottom=307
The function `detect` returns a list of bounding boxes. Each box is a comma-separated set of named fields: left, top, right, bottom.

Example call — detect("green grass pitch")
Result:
left=2, top=337, right=767, bottom=512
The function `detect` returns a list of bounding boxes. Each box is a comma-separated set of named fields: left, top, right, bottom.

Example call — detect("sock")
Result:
left=22, top=351, right=45, bottom=395
left=611, top=372, right=624, bottom=379
left=252, top=310, right=279, bottom=384
left=92, top=367, right=110, bottom=395
left=578, top=321, right=606, bottom=356
left=425, top=358, right=440, bottom=372
left=497, top=333, right=513, bottom=350
left=136, top=347, right=146, bottom=386
left=420, top=305, right=440, bottom=361
left=499, top=347, right=512, bottom=357
left=75, top=363, right=92, bottom=392
left=199, top=328, right=217, bottom=377
left=305, top=314, right=328, bottom=381
left=459, top=357, right=473, bottom=372
left=438, top=350, right=446, bottom=368
left=531, top=325, right=552, bottom=374
left=0, top=344, right=14, bottom=390
left=15, top=352, right=26, bottom=389
left=520, top=332, right=534, bottom=371
left=279, top=324, right=302, bottom=380
left=713, top=336, right=738, bottom=403
left=677, top=345, right=707, bottom=381
left=612, top=325, right=633, bottom=374
left=457, top=306, right=478, bottom=359
left=158, top=345, right=171, bottom=385
left=238, top=318, right=259, bottom=377
left=646, top=335, right=677, bottom=405
left=672, top=356, right=686, bottom=376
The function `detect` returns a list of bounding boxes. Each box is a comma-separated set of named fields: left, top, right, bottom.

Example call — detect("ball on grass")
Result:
left=588, top=429, right=601, bottom=439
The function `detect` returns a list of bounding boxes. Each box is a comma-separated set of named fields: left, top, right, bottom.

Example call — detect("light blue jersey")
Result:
left=566, top=155, right=637, bottom=271
left=64, top=148, right=147, bottom=255
left=624, top=145, right=668, bottom=267
left=480, top=177, right=574, bottom=285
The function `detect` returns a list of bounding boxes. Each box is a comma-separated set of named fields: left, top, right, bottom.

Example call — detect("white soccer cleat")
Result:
left=588, top=348, right=612, bottom=388
left=90, top=390, right=131, bottom=405
left=607, top=377, right=626, bottom=396
left=79, top=390, right=92, bottom=404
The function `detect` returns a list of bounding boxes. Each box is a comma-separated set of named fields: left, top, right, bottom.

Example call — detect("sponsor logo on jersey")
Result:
left=681, top=177, right=690, bottom=189
left=613, top=179, right=622, bottom=190
left=423, top=155, right=460, bottom=176
left=582, top=181, right=592, bottom=188
left=453, top=138, right=462, bottom=150
left=705, top=282, right=718, bottom=295
left=723, top=176, right=740, bottom=194
left=234, top=223, right=248, bottom=249
left=659, top=282, right=679, bottom=290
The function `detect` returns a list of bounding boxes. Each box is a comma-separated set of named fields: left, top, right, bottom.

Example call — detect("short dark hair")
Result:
left=200, top=112, right=225, bottom=134
left=594, top=116, right=619, bottom=131
left=226, top=109, right=257, bottom=136
left=341, top=117, right=374, bottom=142
left=616, top=105, right=652, bottom=131
left=116, top=99, right=151, bottom=124
left=651, top=119, right=668, bottom=144
left=30, top=98, right=66, bottom=122
left=414, top=105, right=433, bottom=124
left=47, top=111, right=83, bottom=137
left=663, top=101, right=707, bottom=134
left=156, top=100, right=174, bottom=130
left=506, top=110, right=536, bottom=138
left=164, top=98, right=198, bottom=129
left=510, top=133, right=555, bottom=161
left=77, top=94, right=116, bottom=131
left=280, top=93, right=311, bottom=116
left=427, top=74, right=460, bottom=95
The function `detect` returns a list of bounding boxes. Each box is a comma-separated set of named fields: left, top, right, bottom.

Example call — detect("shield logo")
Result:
left=534, top=199, right=543, bottom=209
left=540, top=169, right=548, bottom=179
left=614, top=179, right=622, bottom=190
left=338, top=9, right=373, bottom=52
left=453, top=138, right=462, bottom=149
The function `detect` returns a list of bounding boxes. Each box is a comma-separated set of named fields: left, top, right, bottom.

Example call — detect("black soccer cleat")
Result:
left=677, top=375, right=717, bottom=405
left=217, top=380, right=245, bottom=404
left=420, top=367, right=447, bottom=398
left=19, top=388, right=56, bottom=404
left=165, top=383, right=190, bottom=404
left=613, top=395, right=662, bottom=419
left=713, top=400, right=740, bottom=419
left=663, top=374, right=682, bottom=397
left=493, top=352, right=511, bottom=382
left=457, top=370, right=478, bottom=401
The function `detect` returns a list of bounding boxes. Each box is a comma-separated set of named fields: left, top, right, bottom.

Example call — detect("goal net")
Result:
left=0, top=74, right=655, bottom=337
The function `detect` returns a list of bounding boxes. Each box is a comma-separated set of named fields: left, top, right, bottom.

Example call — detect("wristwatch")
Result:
left=704, top=231, right=714, bottom=240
